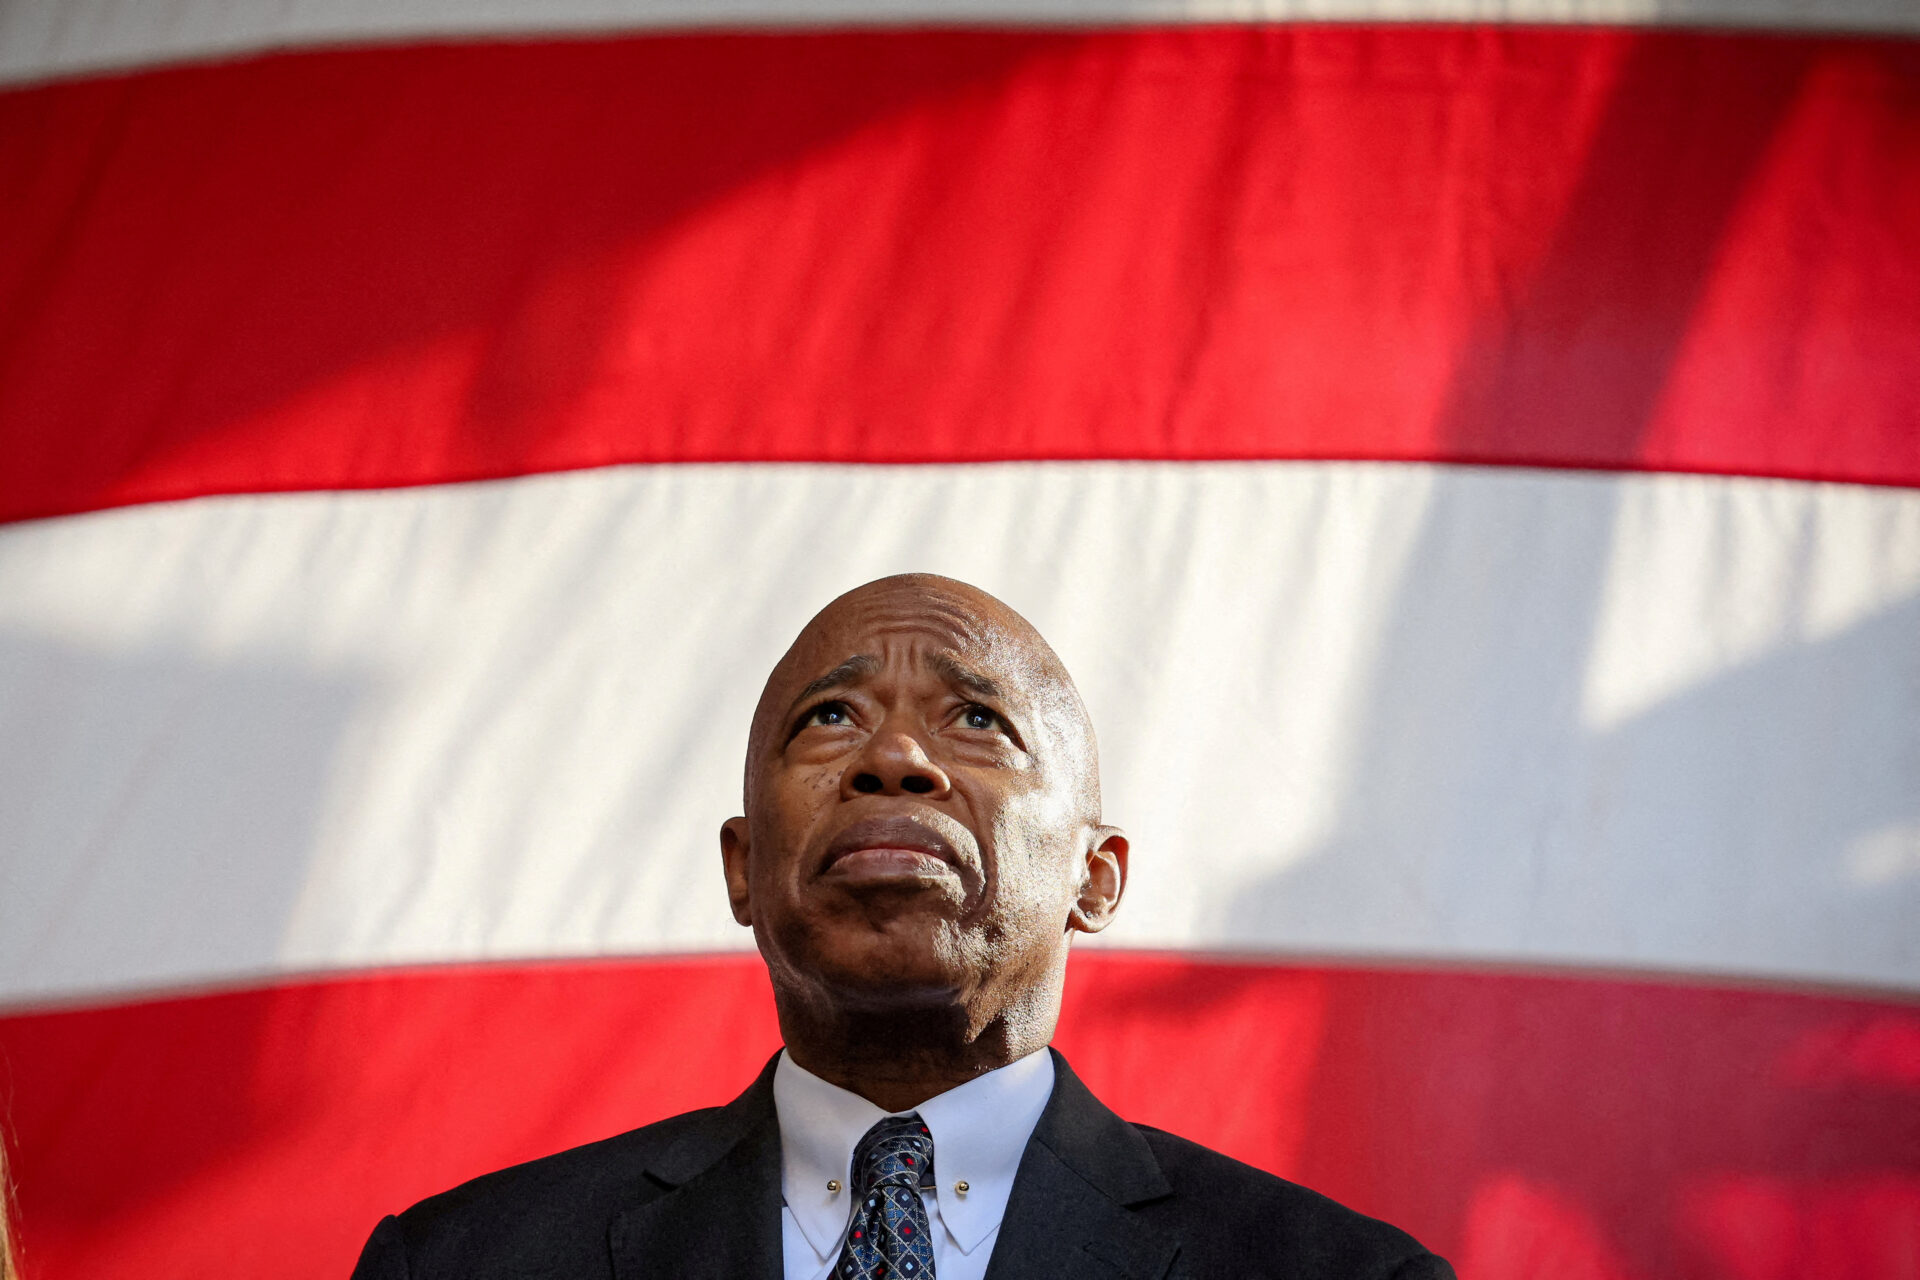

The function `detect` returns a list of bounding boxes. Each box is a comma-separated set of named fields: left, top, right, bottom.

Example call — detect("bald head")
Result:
left=744, top=574, right=1100, bottom=821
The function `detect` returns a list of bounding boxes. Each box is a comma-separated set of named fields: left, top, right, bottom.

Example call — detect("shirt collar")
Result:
left=773, top=1047, right=1056, bottom=1259
left=915, top=1046, right=1054, bottom=1252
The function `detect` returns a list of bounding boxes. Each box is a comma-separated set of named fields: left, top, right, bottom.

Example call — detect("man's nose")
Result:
left=844, top=729, right=952, bottom=799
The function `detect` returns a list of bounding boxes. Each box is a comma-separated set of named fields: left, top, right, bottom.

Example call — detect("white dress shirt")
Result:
left=773, top=1047, right=1055, bottom=1280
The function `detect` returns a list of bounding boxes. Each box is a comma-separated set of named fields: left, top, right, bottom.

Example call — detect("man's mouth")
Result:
left=819, top=815, right=964, bottom=885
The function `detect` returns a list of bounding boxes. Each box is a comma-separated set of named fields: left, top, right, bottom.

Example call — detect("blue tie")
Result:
left=836, top=1113, right=937, bottom=1280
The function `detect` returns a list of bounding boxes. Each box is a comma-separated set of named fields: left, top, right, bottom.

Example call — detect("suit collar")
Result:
left=1029, top=1049, right=1172, bottom=1208
left=982, top=1049, right=1179, bottom=1280
left=645, top=1052, right=781, bottom=1186
left=606, top=1048, right=1179, bottom=1280
left=608, top=1053, right=784, bottom=1279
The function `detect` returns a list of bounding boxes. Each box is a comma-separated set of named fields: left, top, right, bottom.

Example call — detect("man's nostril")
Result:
left=852, top=773, right=883, bottom=794
left=901, top=776, right=934, bottom=795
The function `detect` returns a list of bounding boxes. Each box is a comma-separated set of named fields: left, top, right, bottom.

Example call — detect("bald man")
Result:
left=352, top=575, right=1454, bottom=1280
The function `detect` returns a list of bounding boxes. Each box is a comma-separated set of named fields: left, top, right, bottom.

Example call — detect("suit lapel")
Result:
left=603, top=1049, right=1177, bottom=1280
left=982, top=1051, right=1180, bottom=1280
left=608, top=1057, right=784, bottom=1280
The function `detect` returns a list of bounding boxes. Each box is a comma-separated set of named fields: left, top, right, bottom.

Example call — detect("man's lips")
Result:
left=819, top=815, right=963, bottom=885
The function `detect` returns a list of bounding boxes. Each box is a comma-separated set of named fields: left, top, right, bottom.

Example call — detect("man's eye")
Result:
left=960, top=705, right=1007, bottom=732
left=799, top=701, right=852, bottom=730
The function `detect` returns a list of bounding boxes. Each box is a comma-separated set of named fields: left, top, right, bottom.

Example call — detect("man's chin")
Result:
left=782, top=935, right=976, bottom=1012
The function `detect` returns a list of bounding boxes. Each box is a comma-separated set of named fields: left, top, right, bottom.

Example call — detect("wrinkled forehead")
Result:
left=783, top=585, right=996, bottom=674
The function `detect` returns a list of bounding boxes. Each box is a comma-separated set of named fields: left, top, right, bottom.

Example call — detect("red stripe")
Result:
left=2, top=27, right=1916, bottom=523
left=2, top=955, right=1915, bottom=1279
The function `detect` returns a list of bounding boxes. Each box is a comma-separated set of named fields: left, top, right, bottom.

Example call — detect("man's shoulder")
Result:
left=1127, top=1124, right=1453, bottom=1280
left=410, top=1105, right=714, bottom=1218
left=360, top=1106, right=722, bottom=1277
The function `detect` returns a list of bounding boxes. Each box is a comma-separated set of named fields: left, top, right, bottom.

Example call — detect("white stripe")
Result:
left=2, top=0, right=1913, bottom=87
left=1, top=461, right=1916, bottom=1003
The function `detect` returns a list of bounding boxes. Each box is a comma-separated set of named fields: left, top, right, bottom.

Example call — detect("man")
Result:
left=352, top=574, right=1453, bottom=1279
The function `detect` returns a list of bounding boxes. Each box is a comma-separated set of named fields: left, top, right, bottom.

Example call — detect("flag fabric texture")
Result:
left=1, top=2, right=1917, bottom=1277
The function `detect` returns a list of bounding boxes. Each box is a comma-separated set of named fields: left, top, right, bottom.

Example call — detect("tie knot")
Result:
left=851, top=1113, right=935, bottom=1194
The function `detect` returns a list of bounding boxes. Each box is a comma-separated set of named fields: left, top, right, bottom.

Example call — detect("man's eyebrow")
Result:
left=929, top=653, right=1005, bottom=702
left=789, top=654, right=880, bottom=711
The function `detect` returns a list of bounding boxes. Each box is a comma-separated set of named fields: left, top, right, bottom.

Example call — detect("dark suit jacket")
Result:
left=352, top=1049, right=1454, bottom=1279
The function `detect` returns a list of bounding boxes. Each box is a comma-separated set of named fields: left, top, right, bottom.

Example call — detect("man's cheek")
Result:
left=999, top=779, right=1075, bottom=842
left=797, top=763, right=840, bottom=804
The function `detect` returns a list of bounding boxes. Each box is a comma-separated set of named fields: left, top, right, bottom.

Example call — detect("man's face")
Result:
left=721, top=578, right=1124, bottom=1033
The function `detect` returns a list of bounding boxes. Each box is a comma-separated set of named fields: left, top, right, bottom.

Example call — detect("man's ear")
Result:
left=720, top=817, right=754, bottom=927
left=1067, top=826, right=1128, bottom=935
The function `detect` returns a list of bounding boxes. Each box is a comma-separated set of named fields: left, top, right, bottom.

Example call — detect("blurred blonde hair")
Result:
left=1, top=1135, right=17, bottom=1280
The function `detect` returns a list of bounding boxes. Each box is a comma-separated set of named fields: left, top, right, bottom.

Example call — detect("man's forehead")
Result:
left=794, top=581, right=997, bottom=650
left=775, top=589, right=1039, bottom=702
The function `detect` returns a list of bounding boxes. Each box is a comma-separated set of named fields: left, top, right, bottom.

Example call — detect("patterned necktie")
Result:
left=835, top=1113, right=937, bottom=1280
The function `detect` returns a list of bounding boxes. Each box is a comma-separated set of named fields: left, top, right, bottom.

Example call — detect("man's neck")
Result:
left=777, top=1002, right=1055, bottom=1113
